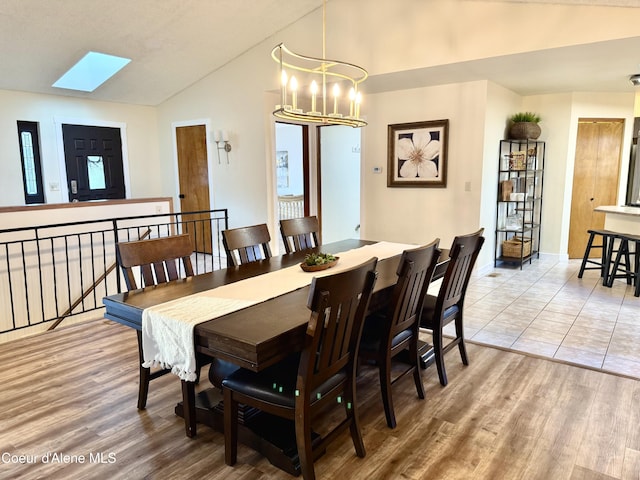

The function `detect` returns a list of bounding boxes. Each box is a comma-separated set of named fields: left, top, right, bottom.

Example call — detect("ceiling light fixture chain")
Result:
left=271, top=0, right=368, bottom=128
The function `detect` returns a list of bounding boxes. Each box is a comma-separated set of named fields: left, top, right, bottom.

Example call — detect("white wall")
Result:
left=156, top=42, right=279, bottom=230
left=2, top=0, right=640, bottom=268
left=480, top=82, right=522, bottom=270
left=523, top=92, right=635, bottom=259
left=361, top=81, right=486, bottom=249
left=0, top=90, right=160, bottom=206
left=330, top=0, right=640, bottom=78
left=152, top=0, right=640, bottom=237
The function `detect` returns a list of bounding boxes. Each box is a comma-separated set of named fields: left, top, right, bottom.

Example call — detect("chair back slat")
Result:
left=438, top=229, right=485, bottom=313
left=300, top=257, right=378, bottom=390
left=389, top=240, right=441, bottom=342
left=280, top=216, right=320, bottom=254
left=117, top=234, right=194, bottom=290
left=222, top=224, right=272, bottom=267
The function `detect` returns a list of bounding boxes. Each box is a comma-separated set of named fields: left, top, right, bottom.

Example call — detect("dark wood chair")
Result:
left=222, top=223, right=272, bottom=267
left=358, top=239, right=440, bottom=429
left=280, top=216, right=320, bottom=253
left=222, top=257, right=378, bottom=480
left=419, top=228, right=485, bottom=386
left=117, top=234, right=208, bottom=409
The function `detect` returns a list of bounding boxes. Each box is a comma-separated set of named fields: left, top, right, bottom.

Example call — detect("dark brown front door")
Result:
left=62, top=124, right=126, bottom=201
left=176, top=125, right=212, bottom=253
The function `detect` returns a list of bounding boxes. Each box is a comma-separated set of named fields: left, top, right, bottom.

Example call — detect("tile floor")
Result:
left=441, top=257, right=640, bottom=379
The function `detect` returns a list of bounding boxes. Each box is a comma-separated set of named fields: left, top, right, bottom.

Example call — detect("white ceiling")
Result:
left=1, top=0, right=640, bottom=106
left=0, top=0, right=323, bottom=105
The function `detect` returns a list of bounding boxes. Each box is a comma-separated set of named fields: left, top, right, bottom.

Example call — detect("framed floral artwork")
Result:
left=387, top=119, right=449, bottom=188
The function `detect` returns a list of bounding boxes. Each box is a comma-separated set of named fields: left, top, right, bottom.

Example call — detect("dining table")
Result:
left=103, top=238, right=449, bottom=475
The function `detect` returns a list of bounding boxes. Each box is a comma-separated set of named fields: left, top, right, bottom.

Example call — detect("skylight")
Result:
left=52, top=51, right=131, bottom=92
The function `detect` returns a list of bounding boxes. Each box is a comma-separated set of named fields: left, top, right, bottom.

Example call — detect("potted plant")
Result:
left=508, top=112, right=541, bottom=140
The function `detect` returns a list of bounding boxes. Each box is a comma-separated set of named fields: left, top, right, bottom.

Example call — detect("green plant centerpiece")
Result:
left=508, top=112, right=541, bottom=140
left=300, top=252, right=339, bottom=271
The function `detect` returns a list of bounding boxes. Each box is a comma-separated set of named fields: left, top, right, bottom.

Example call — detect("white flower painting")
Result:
left=387, top=120, right=448, bottom=187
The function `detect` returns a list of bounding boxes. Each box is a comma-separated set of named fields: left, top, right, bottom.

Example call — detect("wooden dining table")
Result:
left=103, top=238, right=449, bottom=475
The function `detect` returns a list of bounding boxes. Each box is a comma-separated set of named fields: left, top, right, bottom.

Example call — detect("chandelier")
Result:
left=271, top=0, right=368, bottom=128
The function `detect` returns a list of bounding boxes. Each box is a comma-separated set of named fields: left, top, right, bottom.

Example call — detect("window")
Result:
left=17, top=121, right=44, bottom=204
left=87, top=155, right=106, bottom=190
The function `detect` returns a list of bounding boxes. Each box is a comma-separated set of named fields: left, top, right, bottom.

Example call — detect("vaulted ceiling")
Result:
left=1, top=0, right=639, bottom=106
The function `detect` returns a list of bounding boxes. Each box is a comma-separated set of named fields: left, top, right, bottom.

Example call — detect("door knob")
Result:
left=179, top=194, right=185, bottom=199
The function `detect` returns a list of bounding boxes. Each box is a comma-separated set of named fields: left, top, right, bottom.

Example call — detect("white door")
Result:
left=319, top=126, right=361, bottom=243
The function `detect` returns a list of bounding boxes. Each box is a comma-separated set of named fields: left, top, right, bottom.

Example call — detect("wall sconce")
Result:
left=214, top=130, right=231, bottom=164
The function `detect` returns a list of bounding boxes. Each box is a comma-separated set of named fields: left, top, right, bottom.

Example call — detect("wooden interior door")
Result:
left=568, top=119, right=623, bottom=258
left=176, top=125, right=212, bottom=254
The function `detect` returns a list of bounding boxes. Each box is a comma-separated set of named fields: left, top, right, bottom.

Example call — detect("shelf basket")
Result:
left=502, top=236, right=531, bottom=257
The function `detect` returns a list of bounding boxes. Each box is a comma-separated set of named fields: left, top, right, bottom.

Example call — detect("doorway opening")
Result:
left=273, top=122, right=362, bottom=249
left=318, top=125, right=361, bottom=244
left=275, top=123, right=310, bottom=220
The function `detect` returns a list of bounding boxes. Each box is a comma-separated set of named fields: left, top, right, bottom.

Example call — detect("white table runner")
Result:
left=142, top=241, right=416, bottom=380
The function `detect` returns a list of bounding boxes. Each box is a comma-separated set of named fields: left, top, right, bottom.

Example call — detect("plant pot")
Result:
left=509, top=122, right=541, bottom=140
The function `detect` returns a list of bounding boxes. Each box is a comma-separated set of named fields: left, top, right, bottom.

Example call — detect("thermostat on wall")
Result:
left=373, top=167, right=383, bottom=174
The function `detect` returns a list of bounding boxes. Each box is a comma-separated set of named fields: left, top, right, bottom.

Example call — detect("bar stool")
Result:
left=577, top=229, right=617, bottom=285
left=607, top=233, right=640, bottom=297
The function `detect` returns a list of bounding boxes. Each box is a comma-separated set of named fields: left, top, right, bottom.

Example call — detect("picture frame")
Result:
left=387, top=119, right=449, bottom=188
left=276, top=150, right=289, bottom=188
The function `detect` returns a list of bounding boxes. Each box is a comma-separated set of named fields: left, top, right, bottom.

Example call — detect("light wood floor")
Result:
left=0, top=318, right=639, bottom=480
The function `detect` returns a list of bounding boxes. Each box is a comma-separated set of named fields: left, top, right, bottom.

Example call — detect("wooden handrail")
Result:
left=47, top=229, right=152, bottom=330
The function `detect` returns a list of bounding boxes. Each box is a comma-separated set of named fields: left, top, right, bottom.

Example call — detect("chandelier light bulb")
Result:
left=332, top=83, right=340, bottom=115
left=280, top=70, right=289, bottom=108
left=349, top=87, right=355, bottom=117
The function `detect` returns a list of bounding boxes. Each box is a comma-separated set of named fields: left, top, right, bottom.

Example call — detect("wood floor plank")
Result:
left=621, top=448, right=640, bottom=480
left=0, top=318, right=638, bottom=479
left=574, top=375, right=633, bottom=478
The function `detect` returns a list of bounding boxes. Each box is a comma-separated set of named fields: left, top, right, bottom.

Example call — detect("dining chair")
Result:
left=280, top=216, right=320, bottom=254
left=222, top=223, right=272, bottom=267
left=418, top=228, right=485, bottom=386
left=358, top=239, right=440, bottom=429
left=222, top=257, right=379, bottom=480
left=116, top=234, right=209, bottom=409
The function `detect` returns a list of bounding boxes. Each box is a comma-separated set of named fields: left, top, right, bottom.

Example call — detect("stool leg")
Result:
left=633, top=240, right=640, bottom=297
left=623, top=243, right=632, bottom=285
left=602, top=234, right=611, bottom=286
left=578, top=232, right=596, bottom=279
left=607, top=239, right=629, bottom=288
